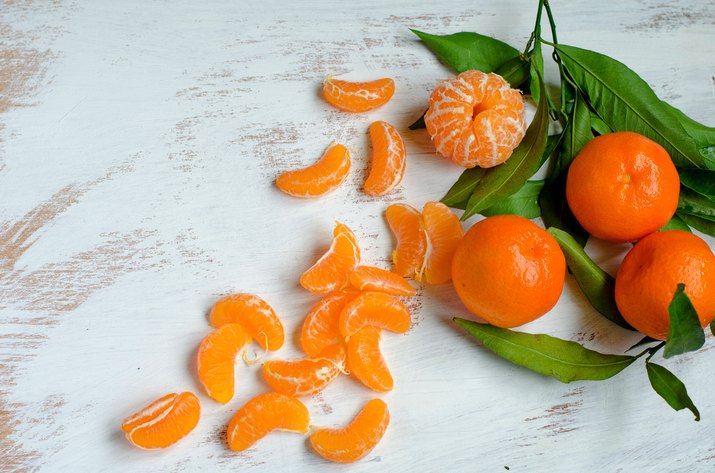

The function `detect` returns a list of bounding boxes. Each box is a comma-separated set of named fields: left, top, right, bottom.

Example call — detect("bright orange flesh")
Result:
left=262, top=344, right=347, bottom=397
left=226, top=392, right=310, bottom=452
left=122, top=392, right=200, bottom=449
left=566, top=131, right=680, bottom=242
left=349, top=265, right=415, bottom=296
left=424, top=70, right=526, bottom=168
left=615, top=230, right=715, bottom=340
left=385, top=203, right=428, bottom=279
left=346, top=327, right=393, bottom=392
left=323, top=77, right=395, bottom=113
left=301, top=290, right=359, bottom=356
left=209, top=293, right=284, bottom=351
left=309, top=398, right=390, bottom=463
left=339, top=291, right=411, bottom=338
left=451, top=215, right=566, bottom=328
left=276, top=144, right=351, bottom=198
left=422, top=202, right=464, bottom=284
left=300, top=222, right=361, bottom=293
left=196, top=323, right=252, bottom=404
left=364, top=121, right=406, bottom=196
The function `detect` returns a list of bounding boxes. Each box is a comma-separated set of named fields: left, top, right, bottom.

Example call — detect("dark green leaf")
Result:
left=678, top=187, right=715, bottom=222
left=659, top=214, right=691, bottom=232
left=710, top=320, right=715, bottom=337
left=442, top=167, right=486, bottom=209
left=626, top=336, right=659, bottom=352
left=663, top=284, right=705, bottom=358
left=453, top=318, right=637, bottom=383
left=646, top=362, right=700, bottom=421
left=408, top=114, right=425, bottom=130
left=480, top=180, right=544, bottom=219
left=529, top=40, right=544, bottom=105
left=678, top=213, right=715, bottom=237
left=678, top=168, right=715, bottom=201
left=662, top=101, right=715, bottom=169
left=589, top=112, right=612, bottom=136
left=547, top=227, right=634, bottom=330
left=411, top=29, right=520, bottom=74
left=462, top=73, right=550, bottom=220
left=539, top=133, right=562, bottom=168
left=554, top=44, right=705, bottom=169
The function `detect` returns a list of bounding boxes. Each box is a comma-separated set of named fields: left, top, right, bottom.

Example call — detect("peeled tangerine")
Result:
left=339, top=291, right=411, bottom=338
left=262, top=344, right=347, bottom=397
left=209, top=293, right=285, bottom=351
left=276, top=143, right=350, bottom=198
left=122, top=392, right=200, bottom=449
left=349, top=265, right=415, bottom=296
left=300, top=222, right=360, bottom=293
left=301, top=290, right=358, bottom=356
left=196, top=323, right=252, bottom=404
left=227, top=392, right=309, bottom=452
left=364, top=121, right=406, bottom=196
left=323, top=77, right=395, bottom=113
left=347, top=326, right=393, bottom=392
left=310, top=398, right=390, bottom=463
left=385, top=203, right=428, bottom=280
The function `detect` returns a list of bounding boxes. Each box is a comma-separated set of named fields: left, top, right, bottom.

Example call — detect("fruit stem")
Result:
left=523, top=0, right=545, bottom=54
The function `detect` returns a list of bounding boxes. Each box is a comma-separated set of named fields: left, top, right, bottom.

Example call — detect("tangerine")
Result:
left=323, top=77, right=395, bottom=113
left=346, top=326, right=393, bottom=392
left=196, top=323, right=251, bottom=404
left=276, top=143, right=351, bottom=198
left=300, top=290, right=358, bottom=356
left=300, top=222, right=360, bottom=293
left=422, top=201, right=464, bottom=284
left=262, top=344, right=346, bottom=397
left=364, top=121, right=406, bottom=196
left=339, top=291, right=411, bottom=338
left=384, top=203, right=428, bottom=279
left=349, top=265, right=416, bottom=296
left=122, top=392, right=200, bottom=449
left=209, top=293, right=284, bottom=351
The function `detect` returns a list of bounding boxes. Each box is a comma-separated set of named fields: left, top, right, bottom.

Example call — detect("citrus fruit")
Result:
left=565, top=131, right=680, bottom=242
left=364, top=121, right=406, bottom=196
left=385, top=203, right=428, bottom=279
left=121, top=392, right=200, bottom=449
left=346, top=326, right=393, bottom=392
left=323, top=77, right=395, bottom=113
left=309, top=398, right=390, bottom=463
left=615, top=230, right=715, bottom=340
left=349, top=265, right=416, bottom=296
left=209, top=293, right=284, bottom=351
left=422, top=201, right=464, bottom=284
left=276, top=143, right=351, bottom=198
left=262, top=343, right=347, bottom=397
left=424, top=70, right=526, bottom=168
left=301, top=290, right=358, bottom=356
left=451, top=215, right=566, bottom=328
left=226, top=392, right=310, bottom=452
left=196, top=323, right=252, bottom=404
left=339, top=291, right=411, bottom=338
left=300, top=222, right=361, bottom=293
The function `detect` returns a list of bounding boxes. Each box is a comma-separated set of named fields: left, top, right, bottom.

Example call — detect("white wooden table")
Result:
left=2, top=1, right=714, bottom=471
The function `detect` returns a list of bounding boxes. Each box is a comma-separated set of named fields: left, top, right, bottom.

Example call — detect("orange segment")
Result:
left=300, top=222, right=361, bottom=293
left=346, top=327, right=393, bottom=392
left=196, top=323, right=252, bottom=404
left=262, top=344, right=346, bottom=397
left=349, top=265, right=415, bottom=296
left=122, top=392, right=200, bottom=449
left=385, top=203, right=428, bottom=279
left=422, top=202, right=464, bottom=284
left=339, top=291, right=411, bottom=338
left=323, top=77, right=395, bottom=113
left=226, top=392, right=310, bottom=452
left=364, top=121, right=406, bottom=196
left=276, top=143, right=350, bottom=198
left=301, top=290, right=359, bottom=356
left=309, top=398, right=390, bottom=463
left=209, top=293, right=284, bottom=351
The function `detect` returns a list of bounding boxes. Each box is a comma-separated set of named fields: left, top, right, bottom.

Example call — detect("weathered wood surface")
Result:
left=2, top=1, right=714, bottom=471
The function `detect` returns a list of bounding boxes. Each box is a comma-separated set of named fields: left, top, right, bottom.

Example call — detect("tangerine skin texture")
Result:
left=451, top=215, right=566, bottom=328
left=565, top=131, right=680, bottom=242
left=615, top=230, right=715, bottom=340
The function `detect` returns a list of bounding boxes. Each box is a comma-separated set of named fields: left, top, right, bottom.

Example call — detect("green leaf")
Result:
left=662, top=101, right=715, bottom=169
left=462, top=73, right=550, bottom=220
left=529, top=40, right=544, bottom=105
left=678, top=213, right=715, bottom=237
left=411, top=29, right=521, bottom=74
left=678, top=187, right=715, bottom=222
left=626, top=336, right=659, bottom=352
left=589, top=112, right=612, bottom=136
left=453, top=318, right=637, bottom=383
left=480, top=180, right=544, bottom=219
left=441, top=167, right=486, bottom=209
left=678, top=168, right=715, bottom=202
left=408, top=114, right=425, bottom=131
left=710, top=320, right=715, bottom=337
left=659, top=214, right=691, bottom=232
left=663, top=284, right=705, bottom=358
left=547, top=227, right=634, bottom=331
left=554, top=43, right=705, bottom=169
left=646, top=362, right=700, bottom=421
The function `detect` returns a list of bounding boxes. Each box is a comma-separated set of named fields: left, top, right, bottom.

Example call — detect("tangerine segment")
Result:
left=196, top=323, right=252, bottom=404
left=301, top=290, right=359, bottom=356
left=300, top=222, right=361, bottom=294
left=122, top=392, right=200, bottom=449
left=209, top=293, right=285, bottom=351
left=422, top=202, right=464, bottom=284
left=424, top=70, right=526, bottom=168
left=349, top=266, right=416, bottom=296
left=309, top=399, right=390, bottom=463
left=339, top=291, right=411, bottom=338
left=262, top=344, right=347, bottom=397
left=385, top=204, right=428, bottom=279
left=276, top=144, right=351, bottom=198
left=323, top=77, right=395, bottom=113
left=364, top=121, right=406, bottom=196
left=346, top=327, right=393, bottom=392
left=226, top=392, right=310, bottom=452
